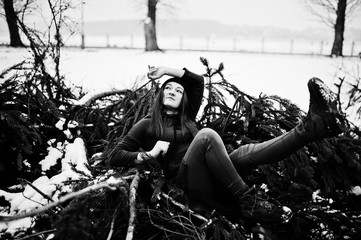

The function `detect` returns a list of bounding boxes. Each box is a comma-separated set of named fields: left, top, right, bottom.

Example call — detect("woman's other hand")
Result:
left=149, top=140, right=170, bottom=158
left=147, top=66, right=185, bottom=80
left=147, top=66, right=166, bottom=80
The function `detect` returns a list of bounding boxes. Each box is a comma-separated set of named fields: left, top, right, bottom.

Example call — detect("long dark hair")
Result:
left=149, top=85, right=198, bottom=138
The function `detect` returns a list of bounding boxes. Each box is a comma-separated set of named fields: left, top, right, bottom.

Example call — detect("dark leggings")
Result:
left=177, top=127, right=307, bottom=212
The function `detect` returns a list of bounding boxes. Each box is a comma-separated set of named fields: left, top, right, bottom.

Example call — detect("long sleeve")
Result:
left=108, top=118, right=151, bottom=167
left=182, top=68, right=204, bottom=120
left=108, top=135, right=140, bottom=167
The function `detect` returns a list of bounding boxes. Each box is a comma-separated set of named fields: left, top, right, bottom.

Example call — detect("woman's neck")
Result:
left=164, top=109, right=179, bottom=115
left=163, top=106, right=179, bottom=115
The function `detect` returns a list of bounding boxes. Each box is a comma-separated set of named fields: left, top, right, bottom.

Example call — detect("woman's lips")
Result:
left=165, top=96, right=175, bottom=100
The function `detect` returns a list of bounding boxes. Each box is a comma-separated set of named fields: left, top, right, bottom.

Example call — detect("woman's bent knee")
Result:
left=197, top=128, right=218, bottom=138
left=194, top=128, right=223, bottom=145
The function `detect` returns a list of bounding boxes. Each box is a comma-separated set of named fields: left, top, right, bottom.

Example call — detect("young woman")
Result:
left=108, top=66, right=347, bottom=222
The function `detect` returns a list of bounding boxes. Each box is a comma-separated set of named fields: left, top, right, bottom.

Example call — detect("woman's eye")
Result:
left=176, top=90, right=183, bottom=94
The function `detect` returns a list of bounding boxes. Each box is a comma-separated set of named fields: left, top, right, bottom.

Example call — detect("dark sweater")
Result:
left=108, top=68, right=204, bottom=179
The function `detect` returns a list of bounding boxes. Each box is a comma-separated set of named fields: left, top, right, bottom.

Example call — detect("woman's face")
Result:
left=163, top=81, right=184, bottom=109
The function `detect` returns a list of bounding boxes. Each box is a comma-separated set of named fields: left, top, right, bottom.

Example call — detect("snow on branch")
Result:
left=71, top=89, right=130, bottom=106
left=0, top=177, right=124, bottom=222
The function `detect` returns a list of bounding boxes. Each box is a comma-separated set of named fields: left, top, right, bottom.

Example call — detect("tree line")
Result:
left=1, top=0, right=361, bottom=57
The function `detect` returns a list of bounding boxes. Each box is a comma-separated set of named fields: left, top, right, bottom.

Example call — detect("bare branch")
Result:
left=346, top=0, right=361, bottom=18
left=106, top=200, right=124, bottom=240
left=147, top=209, right=202, bottom=239
left=12, top=229, right=57, bottom=240
left=73, top=89, right=130, bottom=106
left=106, top=214, right=117, bottom=240
left=126, top=170, right=141, bottom=240
left=303, top=0, right=337, bottom=27
left=18, top=178, right=55, bottom=203
left=160, top=192, right=208, bottom=223
left=302, top=0, right=361, bottom=27
left=0, top=179, right=123, bottom=222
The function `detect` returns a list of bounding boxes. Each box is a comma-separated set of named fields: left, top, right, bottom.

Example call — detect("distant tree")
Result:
left=303, top=0, right=361, bottom=57
left=1, top=0, right=24, bottom=47
left=144, top=0, right=160, bottom=51
left=132, top=0, right=180, bottom=51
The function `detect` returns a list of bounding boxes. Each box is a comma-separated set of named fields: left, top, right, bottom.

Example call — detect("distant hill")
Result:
left=84, top=19, right=361, bottom=41
left=1, top=18, right=359, bottom=44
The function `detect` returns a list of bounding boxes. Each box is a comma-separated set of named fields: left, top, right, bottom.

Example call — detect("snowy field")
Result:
left=1, top=46, right=360, bottom=123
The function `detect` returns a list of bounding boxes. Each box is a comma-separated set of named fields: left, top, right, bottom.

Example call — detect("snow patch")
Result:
left=0, top=137, right=92, bottom=235
left=39, top=146, right=63, bottom=171
left=351, top=186, right=361, bottom=196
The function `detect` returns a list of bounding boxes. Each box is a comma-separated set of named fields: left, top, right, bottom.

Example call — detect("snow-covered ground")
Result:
left=1, top=46, right=360, bottom=122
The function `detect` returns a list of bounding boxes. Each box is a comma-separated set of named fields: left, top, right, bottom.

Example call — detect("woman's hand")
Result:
left=136, top=140, right=170, bottom=164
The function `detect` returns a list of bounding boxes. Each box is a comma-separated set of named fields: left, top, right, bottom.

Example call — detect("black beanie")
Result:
left=161, top=77, right=190, bottom=97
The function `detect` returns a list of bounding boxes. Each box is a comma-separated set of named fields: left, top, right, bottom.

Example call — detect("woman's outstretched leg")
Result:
left=229, top=128, right=306, bottom=172
left=229, top=77, right=347, bottom=173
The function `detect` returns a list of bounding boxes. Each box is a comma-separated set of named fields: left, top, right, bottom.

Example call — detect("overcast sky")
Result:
left=80, top=0, right=360, bottom=30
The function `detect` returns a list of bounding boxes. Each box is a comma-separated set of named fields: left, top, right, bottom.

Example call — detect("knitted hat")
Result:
left=161, top=77, right=190, bottom=97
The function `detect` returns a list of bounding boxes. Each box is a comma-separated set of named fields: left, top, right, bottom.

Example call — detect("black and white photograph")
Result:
left=1, top=0, right=361, bottom=239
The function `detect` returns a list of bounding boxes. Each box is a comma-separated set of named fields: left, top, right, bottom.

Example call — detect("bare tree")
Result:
left=303, top=0, right=361, bottom=57
left=1, top=0, right=24, bottom=47
left=132, top=0, right=180, bottom=51
left=144, top=0, right=160, bottom=51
